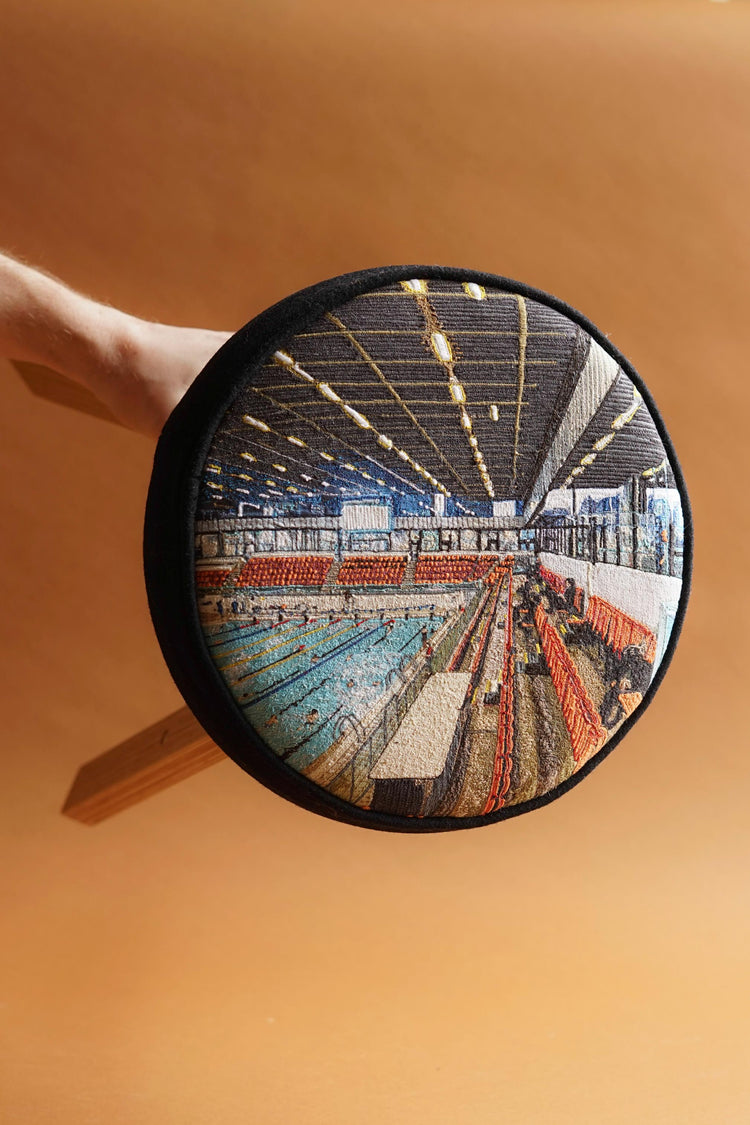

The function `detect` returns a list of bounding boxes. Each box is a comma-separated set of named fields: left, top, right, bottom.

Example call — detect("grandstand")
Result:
left=336, top=554, right=407, bottom=586
left=195, top=278, right=686, bottom=819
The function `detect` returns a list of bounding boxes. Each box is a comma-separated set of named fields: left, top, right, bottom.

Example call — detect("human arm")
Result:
left=0, top=251, right=232, bottom=438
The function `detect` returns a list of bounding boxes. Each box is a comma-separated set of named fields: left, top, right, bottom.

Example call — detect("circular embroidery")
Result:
left=183, top=274, right=688, bottom=824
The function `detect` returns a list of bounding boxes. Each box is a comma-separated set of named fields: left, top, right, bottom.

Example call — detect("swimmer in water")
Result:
left=264, top=715, right=279, bottom=727
left=346, top=678, right=355, bottom=689
left=305, top=708, right=320, bottom=725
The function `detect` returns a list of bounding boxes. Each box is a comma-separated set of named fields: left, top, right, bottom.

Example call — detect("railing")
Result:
left=483, top=562, right=516, bottom=813
left=535, top=513, right=683, bottom=577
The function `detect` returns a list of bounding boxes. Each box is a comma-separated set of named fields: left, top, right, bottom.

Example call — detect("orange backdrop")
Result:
left=0, top=2, right=748, bottom=1122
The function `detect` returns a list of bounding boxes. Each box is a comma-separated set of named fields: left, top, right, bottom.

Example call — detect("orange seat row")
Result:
left=234, top=556, right=333, bottom=588
left=534, top=604, right=607, bottom=765
left=336, top=555, right=407, bottom=586
left=586, top=595, right=657, bottom=662
left=196, top=568, right=232, bottom=589
left=538, top=564, right=584, bottom=613
left=415, top=553, right=499, bottom=584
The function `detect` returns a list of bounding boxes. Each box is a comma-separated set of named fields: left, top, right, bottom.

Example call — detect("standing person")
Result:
left=563, top=577, right=578, bottom=613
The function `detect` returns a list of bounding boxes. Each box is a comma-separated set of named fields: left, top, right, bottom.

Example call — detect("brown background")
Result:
left=1, top=1, right=748, bottom=1121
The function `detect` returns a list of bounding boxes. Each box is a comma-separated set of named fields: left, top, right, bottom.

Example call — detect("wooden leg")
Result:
left=11, top=362, right=227, bottom=821
left=9, top=362, right=226, bottom=822
left=62, top=707, right=227, bottom=825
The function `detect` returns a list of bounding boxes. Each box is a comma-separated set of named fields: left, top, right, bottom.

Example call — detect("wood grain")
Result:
left=62, top=707, right=226, bottom=824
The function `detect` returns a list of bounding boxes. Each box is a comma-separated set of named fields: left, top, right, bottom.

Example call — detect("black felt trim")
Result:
left=143, top=265, right=693, bottom=833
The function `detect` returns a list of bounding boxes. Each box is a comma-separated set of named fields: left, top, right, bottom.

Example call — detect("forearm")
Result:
left=1, top=250, right=232, bottom=437
left=0, top=251, right=134, bottom=390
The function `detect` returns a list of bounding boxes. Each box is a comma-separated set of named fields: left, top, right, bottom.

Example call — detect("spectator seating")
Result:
left=196, top=568, right=232, bottom=589
left=534, top=603, right=607, bottom=765
left=234, top=555, right=333, bottom=588
left=336, top=555, right=407, bottom=586
left=538, top=564, right=584, bottom=612
left=585, top=595, right=657, bottom=662
left=415, top=553, right=500, bottom=584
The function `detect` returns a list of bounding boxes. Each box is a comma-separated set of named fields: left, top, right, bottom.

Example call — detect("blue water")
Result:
left=204, top=613, right=445, bottom=770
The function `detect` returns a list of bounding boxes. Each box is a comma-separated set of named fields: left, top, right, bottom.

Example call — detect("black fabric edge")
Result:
left=143, top=264, right=694, bottom=833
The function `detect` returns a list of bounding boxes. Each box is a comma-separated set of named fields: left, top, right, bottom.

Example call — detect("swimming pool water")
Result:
left=205, top=613, right=445, bottom=769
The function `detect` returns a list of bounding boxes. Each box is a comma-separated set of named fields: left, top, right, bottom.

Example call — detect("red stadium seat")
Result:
left=234, top=556, right=333, bottom=588
left=415, top=554, right=500, bottom=584
left=585, top=595, right=657, bottom=662
left=336, top=555, right=407, bottom=586
left=195, top=568, right=232, bottom=589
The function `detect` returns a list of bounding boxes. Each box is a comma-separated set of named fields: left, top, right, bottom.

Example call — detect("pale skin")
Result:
left=0, top=251, right=232, bottom=438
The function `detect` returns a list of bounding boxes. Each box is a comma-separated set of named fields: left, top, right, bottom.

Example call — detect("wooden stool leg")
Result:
left=10, top=362, right=227, bottom=823
left=62, top=707, right=226, bottom=825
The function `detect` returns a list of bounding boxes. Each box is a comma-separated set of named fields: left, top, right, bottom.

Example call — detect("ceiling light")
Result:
left=319, top=383, right=341, bottom=403
left=377, top=434, right=393, bottom=450
left=463, top=282, right=486, bottom=300
left=593, top=432, right=615, bottom=452
left=272, top=464, right=287, bottom=472
left=240, top=452, right=257, bottom=462
left=460, top=410, right=472, bottom=430
left=489, top=404, right=499, bottom=421
left=612, top=391, right=642, bottom=430
left=287, top=436, right=306, bottom=447
left=243, top=415, right=270, bottom=432
left=320, top=451, right=335, bottom=461
left=449, top=381, right=467, bottom=404
left=342, top=405, right=370, bottom=428
left=580, top=453, right=597, bottom=466
left=431, top=332, right=453, bottom=363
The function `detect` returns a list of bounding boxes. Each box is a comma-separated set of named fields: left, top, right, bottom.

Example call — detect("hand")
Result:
left=92, top=318, right=233, bottom=439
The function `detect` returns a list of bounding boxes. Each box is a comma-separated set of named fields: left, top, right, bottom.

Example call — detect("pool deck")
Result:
left=369, top=672, right=472, bottom=780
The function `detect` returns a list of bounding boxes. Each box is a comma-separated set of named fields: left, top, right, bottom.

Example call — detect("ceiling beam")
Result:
left=520, top=339, right=620, bottom=526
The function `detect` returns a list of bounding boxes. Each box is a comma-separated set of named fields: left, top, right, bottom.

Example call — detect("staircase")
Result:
left=401, top=556, right=417, bottom=588
left=322, top=557, right=343, bottom=588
